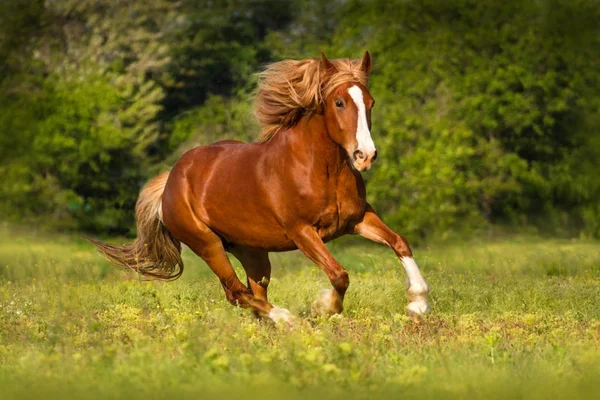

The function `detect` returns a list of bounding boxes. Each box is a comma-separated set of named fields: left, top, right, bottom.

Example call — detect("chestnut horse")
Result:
left=90, top=52, right=431, bottom=323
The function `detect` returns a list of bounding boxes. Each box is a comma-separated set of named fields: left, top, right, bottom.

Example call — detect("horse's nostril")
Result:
left=354, top=149, right=365, bottom=160
left=372, top=150, right=378, bottom=162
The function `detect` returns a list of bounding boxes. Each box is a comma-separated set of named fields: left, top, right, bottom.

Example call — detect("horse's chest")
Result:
left=315, top=178, right=366, bottom=239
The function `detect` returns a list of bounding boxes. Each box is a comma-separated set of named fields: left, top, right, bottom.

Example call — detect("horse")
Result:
left=90, top=51, right=431, bottom=324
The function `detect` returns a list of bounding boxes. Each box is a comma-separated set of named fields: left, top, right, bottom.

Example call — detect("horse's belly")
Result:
left=207, top=217, right=296, bottom=252
left=226, top=231, right=297, bottom=252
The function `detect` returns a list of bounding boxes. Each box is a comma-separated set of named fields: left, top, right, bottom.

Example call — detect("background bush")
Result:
left=1, top=0, right=598, bottom=239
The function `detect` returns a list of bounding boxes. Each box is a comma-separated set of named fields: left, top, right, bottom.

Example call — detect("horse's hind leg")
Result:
left=230, top=248, right=293, bottom=323
left=229, top=248, right=271, bottom=301
left=178, top=223, right=275, bottom=319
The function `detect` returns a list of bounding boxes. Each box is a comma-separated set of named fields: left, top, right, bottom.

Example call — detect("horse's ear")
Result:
left=320, top=52, right=337, bottom=74
left=360, top=50, right=373, bottom=76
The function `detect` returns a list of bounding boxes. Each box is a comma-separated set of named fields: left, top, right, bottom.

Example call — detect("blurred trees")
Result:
left=0, top=0, right=177, bottom=232
left=0, top=0, right=599, bottom=239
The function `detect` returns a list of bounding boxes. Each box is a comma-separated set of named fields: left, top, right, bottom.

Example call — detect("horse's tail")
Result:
left=88, top=171, right=184, bottom=281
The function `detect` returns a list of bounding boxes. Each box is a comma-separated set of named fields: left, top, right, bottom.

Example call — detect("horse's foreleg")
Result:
left=353, top=204, right=431, bottom=318
left=289, top=226, right=349, bottom=316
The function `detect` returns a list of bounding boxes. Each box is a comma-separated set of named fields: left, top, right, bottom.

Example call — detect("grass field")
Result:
left=1, top=226, right=599, bottom=399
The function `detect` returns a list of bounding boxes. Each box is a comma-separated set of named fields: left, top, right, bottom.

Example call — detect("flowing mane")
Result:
left=254, top=57, right=369, bottom=141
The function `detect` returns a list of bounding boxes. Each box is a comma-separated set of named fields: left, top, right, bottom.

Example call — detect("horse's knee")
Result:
left=392, top=235, right=413, bottom=258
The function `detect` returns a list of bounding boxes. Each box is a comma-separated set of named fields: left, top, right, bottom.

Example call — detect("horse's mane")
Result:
left=254, top=57, right=369, bottom=141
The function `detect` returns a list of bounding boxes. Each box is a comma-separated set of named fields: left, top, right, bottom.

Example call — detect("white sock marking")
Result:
left=269, top=306, right=293, bottom=323
left=400, top=257, right=429, bottom=295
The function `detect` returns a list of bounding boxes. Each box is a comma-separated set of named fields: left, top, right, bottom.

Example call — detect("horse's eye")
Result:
left=335, top=99, right=344, bottom=108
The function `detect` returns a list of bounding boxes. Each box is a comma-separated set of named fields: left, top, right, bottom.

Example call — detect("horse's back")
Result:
left=162, top=140, right=296, bottom=250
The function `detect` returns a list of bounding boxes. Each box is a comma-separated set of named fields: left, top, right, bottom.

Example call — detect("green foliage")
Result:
left=1, top=230, right=599, bottom=398
left=0, top=0, right=599, bottom=238
left=0, top=0, right=176, bottom=233
left=0, top=0, right=44, bottom=77
left=162, top=0, right=296, bottom=113
left=0, top=75, right=143, bottom=232
left=167, top=93, right=258, bottom=155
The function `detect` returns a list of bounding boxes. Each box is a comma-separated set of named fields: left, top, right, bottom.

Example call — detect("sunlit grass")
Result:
left=1, top=227, right=599, bottom=399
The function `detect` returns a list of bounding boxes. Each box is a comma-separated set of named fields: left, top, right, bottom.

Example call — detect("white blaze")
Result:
left=347, top=85, right=376, bottom=155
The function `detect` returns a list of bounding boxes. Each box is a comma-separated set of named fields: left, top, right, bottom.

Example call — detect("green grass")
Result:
left=1, top=227, right=599, bottom=399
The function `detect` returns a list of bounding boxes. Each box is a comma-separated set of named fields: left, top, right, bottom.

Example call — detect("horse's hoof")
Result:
left=311, top=289, right=343, bottom=316
left=406, top=300, right=431, bottom=322
left=268, top=306, right=294, bottom=327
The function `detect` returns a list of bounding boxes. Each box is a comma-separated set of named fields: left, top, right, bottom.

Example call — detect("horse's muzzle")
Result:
left=352, top=148, right=378, bottom=171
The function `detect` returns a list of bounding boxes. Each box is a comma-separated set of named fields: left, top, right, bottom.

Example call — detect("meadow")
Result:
left=0, top=226, right=599, bottom=399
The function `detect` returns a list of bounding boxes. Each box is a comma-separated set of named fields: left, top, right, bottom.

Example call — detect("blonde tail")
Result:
left=88, top=171, right=183, bottom=280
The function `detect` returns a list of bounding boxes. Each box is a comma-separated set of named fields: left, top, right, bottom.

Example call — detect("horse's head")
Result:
left=321, top=51, right=377, bottom=172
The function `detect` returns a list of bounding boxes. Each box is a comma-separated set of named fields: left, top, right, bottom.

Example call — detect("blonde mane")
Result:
left=254, top=57, right=369, bottom=141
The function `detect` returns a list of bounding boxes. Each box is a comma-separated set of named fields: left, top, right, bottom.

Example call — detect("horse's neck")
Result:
left=281, top=114, right=347, bottom=172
